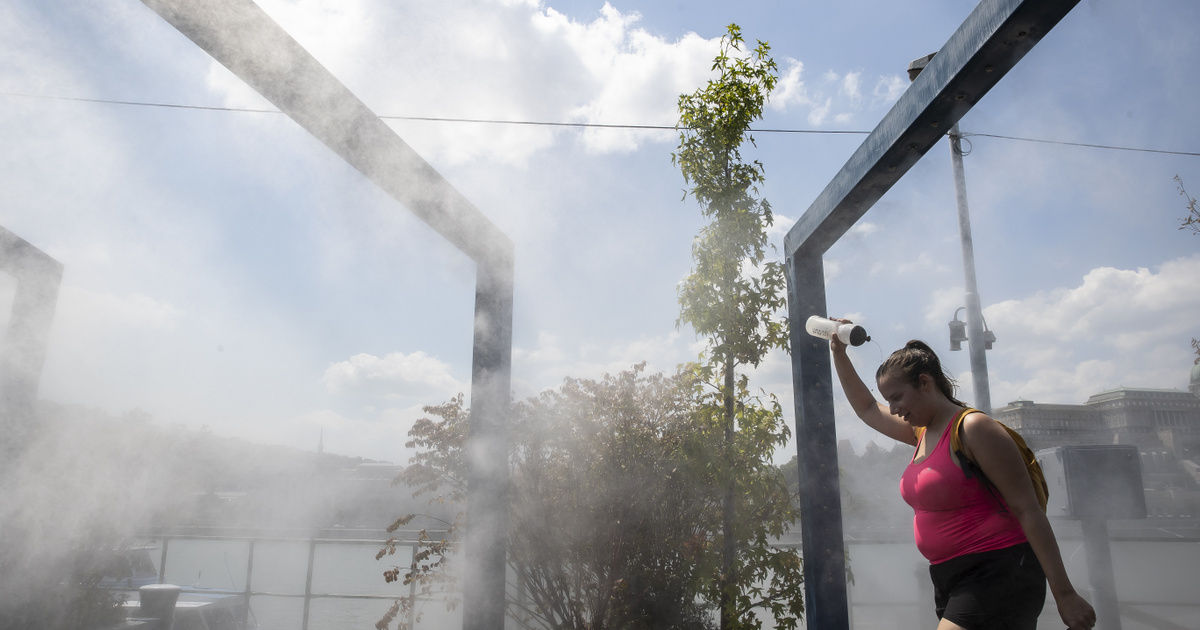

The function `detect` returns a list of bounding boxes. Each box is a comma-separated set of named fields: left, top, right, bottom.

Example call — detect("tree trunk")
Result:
left=720, top=355, right=736, bottom=630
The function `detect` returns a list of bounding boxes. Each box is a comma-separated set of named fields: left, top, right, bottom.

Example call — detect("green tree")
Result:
left=376, top=396, right=468, bottom=630
left=378, top=366, right=725, bottom=630
left=673, top=24, right=801, bottom=630
left=507, top=366, right=716, bottom=630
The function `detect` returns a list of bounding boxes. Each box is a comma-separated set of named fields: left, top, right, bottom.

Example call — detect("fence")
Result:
left=150, top=524, right=1200, bottom=630
left=150, top=527, right=447, bottom=630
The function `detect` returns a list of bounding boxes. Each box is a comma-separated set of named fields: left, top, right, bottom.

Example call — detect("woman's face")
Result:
left=877, top=372, right=935, bottom=427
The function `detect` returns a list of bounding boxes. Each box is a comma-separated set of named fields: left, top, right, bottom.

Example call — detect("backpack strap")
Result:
left=948, top=407, right=979, bottom=464
left=949, top=408, right=1010, bottom=510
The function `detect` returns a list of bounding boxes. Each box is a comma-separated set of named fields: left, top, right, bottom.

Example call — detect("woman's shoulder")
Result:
left=959, top=408, right=997, bottom=431
left=957, top=410, right=1020, bottom=459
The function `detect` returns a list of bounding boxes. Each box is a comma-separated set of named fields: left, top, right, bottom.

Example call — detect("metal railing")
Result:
left=150, top=525, right=1200, bottom=630
left=151, top=527, right=448, bottom=630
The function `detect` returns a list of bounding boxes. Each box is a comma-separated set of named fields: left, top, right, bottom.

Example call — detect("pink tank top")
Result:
left=899, top=419, right=1027, bottom=564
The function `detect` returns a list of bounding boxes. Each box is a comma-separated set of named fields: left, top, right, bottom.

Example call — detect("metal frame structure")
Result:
left=137, top=2, right=513, bottom=628
left=782, top=0, right=1081, bottom=627
left=0, top=226, right=64, bottom=458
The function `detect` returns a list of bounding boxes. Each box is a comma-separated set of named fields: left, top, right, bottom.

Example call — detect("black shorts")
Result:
left=929, top=542, right=1047, bottom=630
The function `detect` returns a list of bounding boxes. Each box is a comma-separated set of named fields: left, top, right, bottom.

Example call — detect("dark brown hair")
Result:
left=875, top=340, right=966, bottom=407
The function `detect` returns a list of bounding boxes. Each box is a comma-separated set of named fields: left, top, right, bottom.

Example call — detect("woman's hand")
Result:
left=1056, top=590, right=1096, bottom=630
left=828, top=317, right=852, bottom=352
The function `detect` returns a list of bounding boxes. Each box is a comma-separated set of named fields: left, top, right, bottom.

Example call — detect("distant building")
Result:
left=995, top=377, right=1200, bottom=460
left=994, top=400, right=1107, bottom=450
left=1087, top=388, right=1200, bottom=458
left=1192, top=359, right=1200, bottom=398
left=993, top=363, right=1200, bottom=518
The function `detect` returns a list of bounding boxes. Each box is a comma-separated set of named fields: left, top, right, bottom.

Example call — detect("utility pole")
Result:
left=948, top=123, right=992, bottom=414
left=909, top=53, right=992, bottom=414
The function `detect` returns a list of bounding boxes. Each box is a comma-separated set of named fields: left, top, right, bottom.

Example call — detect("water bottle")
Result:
left=805, top=316, right=870, bottom=347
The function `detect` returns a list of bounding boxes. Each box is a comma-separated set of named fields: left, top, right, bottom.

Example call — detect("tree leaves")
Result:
left=674, top=25, right=788, bottom=369
left=378, top=364, right=803, bottom=630
left=673, top=24, right=802, bottom=630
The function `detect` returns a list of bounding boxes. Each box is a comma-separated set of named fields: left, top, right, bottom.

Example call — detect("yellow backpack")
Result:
left=947, top=407, right=1049, bottom=512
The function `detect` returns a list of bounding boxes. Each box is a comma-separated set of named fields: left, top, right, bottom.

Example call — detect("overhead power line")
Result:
left=0, top=91, right=865, bottom=134
left=2, top=90, right=1198, bottom=156
left=0, top=91, right=279, bottom=115
left=963, top=132, right=1200, bottom=158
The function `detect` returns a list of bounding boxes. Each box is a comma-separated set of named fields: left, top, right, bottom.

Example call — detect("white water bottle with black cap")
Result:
left=805, top=316, right=870, bottom=347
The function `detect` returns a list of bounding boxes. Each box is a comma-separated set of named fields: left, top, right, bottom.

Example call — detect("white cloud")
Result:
left=512, top=330, right=689, bottom=396
left=988, top=257, right=1200, bottom=347
left=769, top=59, right=840, bottom=126
left=869, top=251, right=949, bottom=278
left=849, top=221, right=880, bottom=237
left=512, top=331, right=570, bottom=366
left=322, top=351, right=466, bottom=399
left=806, top=98, right=834, bottom=126
left=873, top=74, right=907, bottom=104
left=833, top=112, right=856, bottom=125
left=57, top=287, right=183, bottom=333
left=539, top=5, right=713, bottom=154
left=770, top=59, right=810, bottom=111
left=196, top=0, right=714, bottom=165
left=985, top=255, right=1200, bottom=404
left=772, top=62, right=905, bottom=127
left=185, top=0, right=910, bottom=164
left=841, top=71, right=862, bottom=104
left=767, top=212, right=794, bottom=240
left=284, top=406, right=424, bottom=463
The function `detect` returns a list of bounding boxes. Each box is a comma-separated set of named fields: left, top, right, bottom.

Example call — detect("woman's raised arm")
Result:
left=830, top=327, right=917, bottom=446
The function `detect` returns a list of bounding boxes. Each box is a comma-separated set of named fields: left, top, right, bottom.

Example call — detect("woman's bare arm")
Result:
left=830, top=336, right=917, bottom=446
left=962, top=414, right=1097, bottom=630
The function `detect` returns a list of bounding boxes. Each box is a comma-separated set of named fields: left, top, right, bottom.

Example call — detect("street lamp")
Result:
left=949, top=307, right=968, bottom=352
left=949, top=307, right=996, bottom=352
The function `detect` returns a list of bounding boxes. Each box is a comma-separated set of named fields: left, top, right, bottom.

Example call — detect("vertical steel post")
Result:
left=243, top=540, right=255, bottom=629
left=302, top=538, right=317, bottom=630
left=948, top=125, right=992, bottom=414
left=1081, top=517, right=1122, bottom=630
left=408, top=542, right=418, bottom=630
left=0, top=227, right=63, bottom=461
left=785, top=249, right=850, bottom=630
left=463, top=261, right=514, bottom=630
left=158, top=538, right=169, bottom=584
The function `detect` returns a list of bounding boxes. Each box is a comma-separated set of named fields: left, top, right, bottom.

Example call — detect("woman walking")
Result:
left=830, top=324, right=1096, bottom=630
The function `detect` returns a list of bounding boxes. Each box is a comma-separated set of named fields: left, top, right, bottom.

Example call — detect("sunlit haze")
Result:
left=2, top=0, right=1198, bottom=465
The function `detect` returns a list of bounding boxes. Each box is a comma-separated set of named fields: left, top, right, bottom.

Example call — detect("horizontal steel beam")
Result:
left=784, top=0, right=1081, bottom=259
left=140, top=0, right=513, bottom=267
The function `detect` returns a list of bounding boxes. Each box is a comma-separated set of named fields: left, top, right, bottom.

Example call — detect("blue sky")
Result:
left=2, top=0, right=1198, bottom=464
